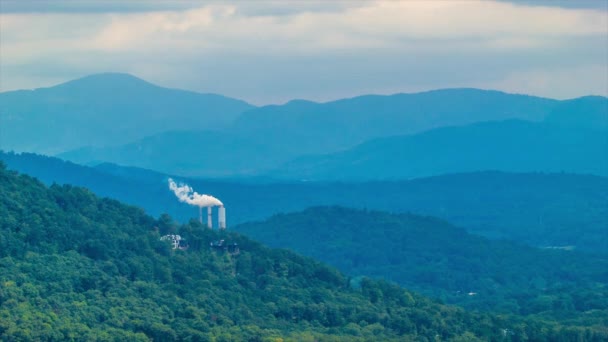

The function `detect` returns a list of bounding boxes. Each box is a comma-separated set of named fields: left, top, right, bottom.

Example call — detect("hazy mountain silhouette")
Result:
left=544, top=96, right=608, bottom=130
left=231, top=88, right=559, bottom=155
left=3, top=73, right=605, bottom=179
left=0, top=73, right=253, bottom=154
left=55, top=85, right=576, bottom=177
left=271, top=120, right=608, bottom=181
left=58, top=130, right=287, bottom=177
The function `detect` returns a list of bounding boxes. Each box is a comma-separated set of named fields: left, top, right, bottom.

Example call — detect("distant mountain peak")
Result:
left=0, top=72, right=254, bottom=154
left=330, top=88, right=551, bottom=104
left=50, top=72, right=157, bottom=91
left=284, top=99, right=318, bottom=106
left=76, top=72, right=142, bottom=80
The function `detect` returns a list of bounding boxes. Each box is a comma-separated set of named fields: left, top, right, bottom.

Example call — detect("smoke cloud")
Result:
left=168, top=178, right=223, bottom=207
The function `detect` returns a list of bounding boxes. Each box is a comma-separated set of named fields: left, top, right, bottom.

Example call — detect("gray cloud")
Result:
left=1, top=0, right=606, bottom=104
left=2, top=0, right=604, bottom=14
left=499, top=0, right=607, bottom=10
left=0, top=0, right=201, bottom=14
left=0, top=0, right=372, bottom=15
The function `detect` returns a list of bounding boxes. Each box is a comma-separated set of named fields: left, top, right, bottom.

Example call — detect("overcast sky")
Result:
left=1, top=0, right=606, bottom=105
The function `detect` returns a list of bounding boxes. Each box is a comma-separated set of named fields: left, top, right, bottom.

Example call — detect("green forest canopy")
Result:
left=235, top=207, right=608, bottom=320
left=1, top=163, right=607, bottom=341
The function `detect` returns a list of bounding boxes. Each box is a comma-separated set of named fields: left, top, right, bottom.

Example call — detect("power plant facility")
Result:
left=169, top=178, right=227, bottom=230
left=165, top=178, right=238, bottom=255
left=199, top=205, right=227, bottom=229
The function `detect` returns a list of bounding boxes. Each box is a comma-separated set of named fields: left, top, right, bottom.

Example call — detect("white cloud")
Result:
left=0, top=0, right=606, bottom=103
left=475, top=64, right=608, bottom=99
left=80, top=1, right=607, bottom=53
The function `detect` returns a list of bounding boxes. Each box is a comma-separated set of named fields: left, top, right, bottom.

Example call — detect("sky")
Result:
left=1, top=0, right=607, bottom=105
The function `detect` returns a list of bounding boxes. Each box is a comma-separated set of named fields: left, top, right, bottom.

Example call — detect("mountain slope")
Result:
left=55, top=89, right=606, bottom=178
left=271, top=120, right=608, bottom=180
left=232, top=88, right=559, bottom=155
left=544, top=96, right=608, bottom=130
left=3, top=151, right=607, bottom=254
left=235, top=207, right=608, bottom=318
left=58, top=130, right=286, bottom=177
left=0, top=73, right=253, bottom=154
left=0, top=162, right=585, bottom=341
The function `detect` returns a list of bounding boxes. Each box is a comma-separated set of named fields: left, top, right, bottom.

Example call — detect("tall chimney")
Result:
left=207, top=206, right=213, bottom=229
left=199, top=206, right=203, bottom=224
left=218, top=206, right=226, bottom=229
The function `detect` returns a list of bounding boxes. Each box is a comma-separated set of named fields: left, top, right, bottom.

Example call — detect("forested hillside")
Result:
left=3, top=163, right=595, bottom=341
left=235, top=207, right=608, bottom=326
left=3, top=151, right=607, bottom=254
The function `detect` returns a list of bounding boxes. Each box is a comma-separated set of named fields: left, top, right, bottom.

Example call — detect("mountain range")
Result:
left=272, top=119, right=608, bottom=180
left=230, top=88, right=559, bottom=155
left=3, top=151, right=607, bottom=254
left=3, top=73, right=605, bottom=180
left=0, top=73, right=253, bottom=154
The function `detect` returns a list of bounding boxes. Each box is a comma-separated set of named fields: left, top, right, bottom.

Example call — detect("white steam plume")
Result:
left=168, top=178, right=223, bottom=207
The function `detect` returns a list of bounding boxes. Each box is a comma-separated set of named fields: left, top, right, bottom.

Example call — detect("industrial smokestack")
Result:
left=167, top=179, right=224, bottom=227
left=207, top=206, right=213, bottom=229
left=218, top=206, right=226, bottom=229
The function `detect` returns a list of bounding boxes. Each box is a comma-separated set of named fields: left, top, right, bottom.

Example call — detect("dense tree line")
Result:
left=2, top=163, right=607, bottom=340
left=235, top=207, right=608, bottom=327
